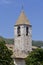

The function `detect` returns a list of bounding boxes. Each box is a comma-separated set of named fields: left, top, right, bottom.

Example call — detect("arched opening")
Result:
left=17, top=26, right=20, bottom=36
left=26, top=27, right=28, bottom=36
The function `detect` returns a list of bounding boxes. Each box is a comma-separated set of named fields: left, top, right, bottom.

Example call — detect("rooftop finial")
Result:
left=22, top=5, right=24, bottom=10
left=21, top=0, right=24, bottom=11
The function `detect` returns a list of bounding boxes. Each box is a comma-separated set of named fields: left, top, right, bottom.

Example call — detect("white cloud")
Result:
left=0, top=0, right=13, bottom=4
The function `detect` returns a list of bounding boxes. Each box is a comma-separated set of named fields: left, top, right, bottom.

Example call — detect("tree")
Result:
left=0, top=40, right=14, bottom=65
left=25, top=48, right=43, bottom=65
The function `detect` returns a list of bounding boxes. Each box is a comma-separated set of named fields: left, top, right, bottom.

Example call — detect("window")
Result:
left=17, top=26, right=20, bottom=36
left=26, top=27, right=28, bottom=36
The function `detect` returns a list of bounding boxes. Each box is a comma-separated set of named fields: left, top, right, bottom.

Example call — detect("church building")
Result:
left=13, top=10, right=32, bottom=65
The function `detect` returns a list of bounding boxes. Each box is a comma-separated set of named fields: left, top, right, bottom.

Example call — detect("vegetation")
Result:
left=25, top=48, right=43, bottom=65
left=0, top=39, right=14, bottom=65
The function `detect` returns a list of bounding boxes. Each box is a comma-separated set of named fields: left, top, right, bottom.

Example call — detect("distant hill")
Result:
left=0, top=36, right=14, bottom=44
left=0, top=36, right=43, bottom=47
left=32, top=40, right=43, bottom=47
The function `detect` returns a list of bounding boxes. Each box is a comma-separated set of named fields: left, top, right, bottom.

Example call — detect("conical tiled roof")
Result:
left=15, top=10, right=30, bottom=25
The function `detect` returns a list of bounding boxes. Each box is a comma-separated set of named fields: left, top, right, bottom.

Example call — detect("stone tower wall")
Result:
left=14, top=25, right=32, bottom=53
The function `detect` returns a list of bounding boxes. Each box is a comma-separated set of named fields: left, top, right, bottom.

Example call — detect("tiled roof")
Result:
left=15, top=11, right=30, bottom=25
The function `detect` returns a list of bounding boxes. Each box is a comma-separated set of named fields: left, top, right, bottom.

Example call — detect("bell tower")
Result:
left=13, top=10, right=32, bottom=65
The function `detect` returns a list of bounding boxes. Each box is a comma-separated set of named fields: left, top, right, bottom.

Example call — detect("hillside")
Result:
left=32, top=40, right=43, bottom=47
left=0, top=36, right=14, bottom=44
left=0, top=36, right=43, bottom=47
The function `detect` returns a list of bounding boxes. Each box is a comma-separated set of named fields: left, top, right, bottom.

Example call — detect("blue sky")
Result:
left=0, top=0, right=43, bottom=40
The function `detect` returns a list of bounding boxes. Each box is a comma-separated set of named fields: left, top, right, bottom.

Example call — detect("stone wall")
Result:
left=14, top=59, right=25, bottom=65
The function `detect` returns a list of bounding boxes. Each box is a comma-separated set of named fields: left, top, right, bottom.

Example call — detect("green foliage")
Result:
left=25, top=48, right=43, bottom=65
left=0, top=40, right=14, bottom=65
